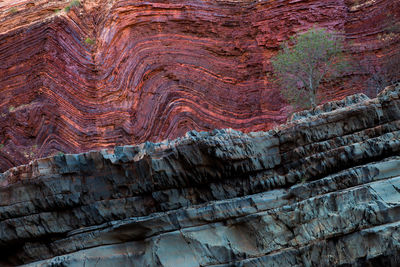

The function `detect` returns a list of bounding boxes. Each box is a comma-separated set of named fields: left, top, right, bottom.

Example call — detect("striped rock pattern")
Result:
left=0, top=0, right=399, bottom=172
left=0, top=85, right=400, bottom=266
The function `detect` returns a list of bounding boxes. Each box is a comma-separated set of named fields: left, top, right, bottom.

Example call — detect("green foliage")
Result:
left=54, top=9, right=62, bottom=13
left=8, top=106, right=15, bottom=112
left=0, top=144, right=4, bottom=150
left=65, top=0, right=81, bottom=12
left=271, top=27, right=349, bottom=109
left=85, top=37, right=95, bottom=45
left=9, top=7, right=18, bottom=14
left=57, top=151, right=65, bottom=157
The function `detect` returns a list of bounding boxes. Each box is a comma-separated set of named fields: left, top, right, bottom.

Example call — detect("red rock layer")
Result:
left=0, top=0, right=399, bottom=172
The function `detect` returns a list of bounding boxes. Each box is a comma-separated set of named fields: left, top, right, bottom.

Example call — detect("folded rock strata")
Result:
left=0, top=85, right=399, bottom=266
left=0, top=0, right=399, bottom=172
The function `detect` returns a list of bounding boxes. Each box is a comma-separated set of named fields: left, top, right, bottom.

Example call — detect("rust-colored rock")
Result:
left=0, top=0, right=399, bottom=172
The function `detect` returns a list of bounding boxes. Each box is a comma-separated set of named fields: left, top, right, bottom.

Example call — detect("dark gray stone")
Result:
left=1, top=85, right=400, bottom=266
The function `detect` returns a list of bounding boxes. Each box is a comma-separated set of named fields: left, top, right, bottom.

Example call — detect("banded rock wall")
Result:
left=0, top=0, right=399, bottom=172
left=0, top=85, right=400, bottom=266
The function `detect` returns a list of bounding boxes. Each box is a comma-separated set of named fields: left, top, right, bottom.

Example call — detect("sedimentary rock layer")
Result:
left=0, top=0, right=399, bottom=172
left=0, top=85, right=399, bottom=266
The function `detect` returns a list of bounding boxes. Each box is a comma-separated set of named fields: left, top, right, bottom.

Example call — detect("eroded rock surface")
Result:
left=0, top=0, right=399, bottom=172
left=0, top=85, right=400, bottom=266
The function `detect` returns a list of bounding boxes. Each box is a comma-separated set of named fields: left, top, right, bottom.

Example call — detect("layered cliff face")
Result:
left=0, top=0, right=399, bottom=172
left=0, top=85, right=399, bottom=266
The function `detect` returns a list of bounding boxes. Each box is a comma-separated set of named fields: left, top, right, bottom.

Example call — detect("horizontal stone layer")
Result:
left=0, top=85, right=400, bottom=265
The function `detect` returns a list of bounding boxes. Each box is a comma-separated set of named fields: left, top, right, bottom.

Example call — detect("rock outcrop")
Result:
left=1, top=85, right=400, bottom=266
left=0, top=0, right=399, bottom=172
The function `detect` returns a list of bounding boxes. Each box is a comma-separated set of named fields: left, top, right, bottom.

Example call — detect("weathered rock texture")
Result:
left=0, top=85, right=400, bottom=266
left=0, top=0, right=399, bottom=171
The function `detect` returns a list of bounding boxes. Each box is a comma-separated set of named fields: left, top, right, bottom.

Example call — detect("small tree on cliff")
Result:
left=271, top=27, right=348, bottom=109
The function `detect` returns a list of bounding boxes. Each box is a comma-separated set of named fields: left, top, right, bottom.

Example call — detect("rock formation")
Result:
left=0, top=0, right=399, bottom=172
left=0, top=85, right=400, bottom=266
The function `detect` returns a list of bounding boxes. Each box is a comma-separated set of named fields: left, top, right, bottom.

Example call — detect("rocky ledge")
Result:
left=1, top=85, right=400, bottom=266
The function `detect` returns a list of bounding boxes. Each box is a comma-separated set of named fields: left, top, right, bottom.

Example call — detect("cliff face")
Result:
left=0, top=85, right=400, bottom=266
left=0, top=0, right=399, bottom=172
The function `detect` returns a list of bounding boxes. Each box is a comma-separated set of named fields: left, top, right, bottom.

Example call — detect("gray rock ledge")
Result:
left=1, top=85, right=400, bottom=266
